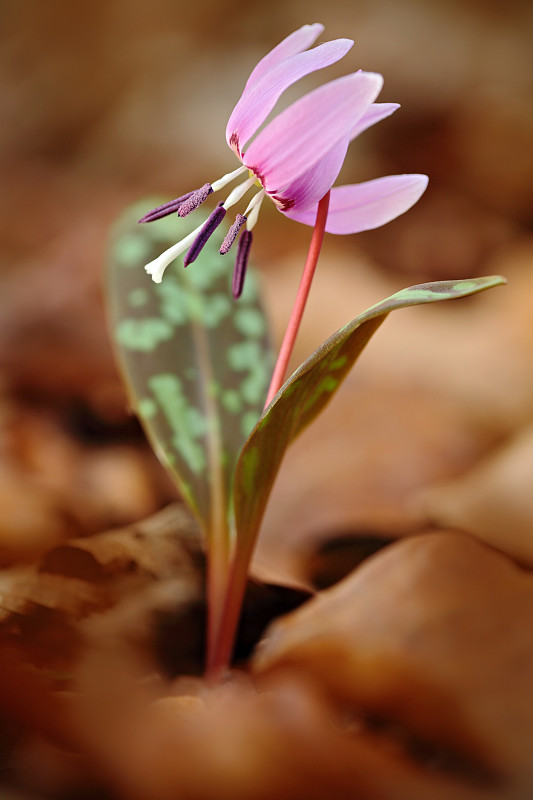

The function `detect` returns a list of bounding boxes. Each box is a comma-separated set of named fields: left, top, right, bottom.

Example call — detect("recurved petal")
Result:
left=283, top=174, right=429, bottom=233
left=272, top=103, right=402, bottom=213
left=226, top=38, right=354, bottom=155
left=350, top=102, right=400, bottom=139
left=273, top=137, right=350, bottom=211
left=243, top=72, right=384, bottom=193
left=243, top=23, right=324, bottom=90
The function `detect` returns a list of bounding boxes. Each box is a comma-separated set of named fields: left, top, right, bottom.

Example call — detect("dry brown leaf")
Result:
left=0, top=566, right=107, bottom=624
left=40, top=502, right=201, bottom=585
left=419, top=425, right=533, bottom=567
left=0, top=505, right=204, bottom=682
left=254, top=532, right=533, bottom=799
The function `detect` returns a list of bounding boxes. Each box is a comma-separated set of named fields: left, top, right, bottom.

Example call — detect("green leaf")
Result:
left=233, top=276, right=506, bottom=559
left=106, top=200, right=274, bottom=535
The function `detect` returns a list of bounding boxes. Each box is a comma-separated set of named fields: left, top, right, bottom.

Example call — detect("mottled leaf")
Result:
left=233, top=276, right=506, bottom=564
left=106, top=200, right=273, bottom=535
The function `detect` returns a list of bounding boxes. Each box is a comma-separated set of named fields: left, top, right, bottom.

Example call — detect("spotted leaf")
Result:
left=107, top=200, right=274, bottom=536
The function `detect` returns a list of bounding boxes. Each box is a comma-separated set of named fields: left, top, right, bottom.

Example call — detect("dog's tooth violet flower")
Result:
left=140, top=23, right=428, bottom=297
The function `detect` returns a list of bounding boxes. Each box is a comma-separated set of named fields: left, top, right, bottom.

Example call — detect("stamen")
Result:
left=243, top=189, right=265, bottom=231
left=138, top=192, right=196, bottom=223
left=140, top=165, right=248, bottom=224
left=178, top=183, right=213, bottom=217
left=211, top=165, right=248, bottom=193
left=183, top=203, right=226, bottom=267
left=144, top=217, right=209, bottom=282
left=232, top=230, right=253, bottom=299
left=219, top=214, right=247, bottom=255
left=222, top=176, right=256, bottom=210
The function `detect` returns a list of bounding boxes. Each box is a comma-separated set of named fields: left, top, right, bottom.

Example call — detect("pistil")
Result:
left=222, top=176, right=256, bottom=210
left=243, top=189, right=265, bottom=231
left=144, top=217, right=212, bottom=282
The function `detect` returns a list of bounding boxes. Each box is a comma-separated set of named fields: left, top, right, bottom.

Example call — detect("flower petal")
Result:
left=243, top=24, right=324, bottom=90
left=226, top=38, right=354, bottom=155
left=271, top=103, right=401, bottom=212
left=243, top=71, right=384, bottom=193
left=350, top=102, right=400, bottom=139
left=283, top=174, right=429, bottom=233
left=273, top=137, right=350, bottom=211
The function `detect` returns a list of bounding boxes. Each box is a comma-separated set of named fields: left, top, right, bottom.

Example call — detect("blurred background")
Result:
left=0, top=0, right=531, bottom=555
left=1, top=1, right=533, bottom=798
left=0, top=0, right=531, bottom=562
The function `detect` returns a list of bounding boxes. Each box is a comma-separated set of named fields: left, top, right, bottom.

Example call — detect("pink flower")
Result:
left=141, top=23, right=428, bottom=295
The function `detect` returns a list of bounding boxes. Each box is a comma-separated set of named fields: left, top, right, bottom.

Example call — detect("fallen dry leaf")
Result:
left=419, top=425, right=533, bottom=567
left=254, top=532, right=533, bottom=799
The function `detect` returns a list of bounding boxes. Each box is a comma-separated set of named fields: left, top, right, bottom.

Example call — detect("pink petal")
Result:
left=226, top=38, right=354, bottom=155
left=273, top=137, right=350, bottom=211
left=283, top=174, right=429, bottom=233
left=350, top=102, right=400, bottom=139
left=244, top=24, right=324, bottom=90
left=267, top=104, right=400, bottom=211
left=243, top=72, right=384, bottom=193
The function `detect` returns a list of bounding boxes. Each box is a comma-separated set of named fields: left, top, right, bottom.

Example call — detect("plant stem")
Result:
left=205, top=520, right=231, bottom=680
left=264, top=191, right=330, bottom=407
left=208, top=193, right=331, bottom=678
left=209, top=545, right=250, bottom=678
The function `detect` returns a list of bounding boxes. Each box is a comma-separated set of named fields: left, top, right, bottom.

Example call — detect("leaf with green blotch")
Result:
left=232, top=275, right=506, bottom=566
left=106, top=200, right=274, bottom=535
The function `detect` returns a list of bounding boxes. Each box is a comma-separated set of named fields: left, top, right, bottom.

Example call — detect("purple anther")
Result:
left=177, top=183, right=213, bottom=217
left=138, top=192, right=196, bottom=223
left=219, top=214, right=247, bottom=255
left=183, top=203, right=227, bottom=267
left=232, top=229, right=253, bottom=299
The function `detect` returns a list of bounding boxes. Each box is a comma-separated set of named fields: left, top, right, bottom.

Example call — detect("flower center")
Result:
left=141, top=164, right=267, bottom=291
left=248, top=169, right=263, bottom=190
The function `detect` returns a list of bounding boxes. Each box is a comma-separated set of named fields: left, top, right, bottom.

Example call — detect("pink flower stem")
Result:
left=264, top=190, right=330, bottom=407
left=206, top=192, right=331, bottom=680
